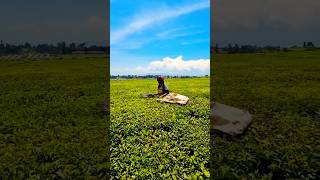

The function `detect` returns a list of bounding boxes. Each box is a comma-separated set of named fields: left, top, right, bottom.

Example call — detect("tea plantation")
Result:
left=1, top=50, right=319, bottom=179
left=0, top=56, right=109, bottom=179
left=110, top=78, right=210, bottom=179
left=211, top=50, right=320, bottom=179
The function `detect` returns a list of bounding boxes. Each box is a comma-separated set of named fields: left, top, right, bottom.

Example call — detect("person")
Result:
left=156, top=76, right=169, bottom=96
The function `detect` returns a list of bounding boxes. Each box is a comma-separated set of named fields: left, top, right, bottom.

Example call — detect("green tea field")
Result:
left=211, top=50, right=320, bottom=179
left=110, top=78, right=210, bottom=179
left=0, top=56, right=109, bottom=179
left=1, top=50, right=319, bottom=179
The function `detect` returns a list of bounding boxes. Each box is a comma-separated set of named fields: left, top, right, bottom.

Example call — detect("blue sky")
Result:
left=110, top=0, right=210, bottom=76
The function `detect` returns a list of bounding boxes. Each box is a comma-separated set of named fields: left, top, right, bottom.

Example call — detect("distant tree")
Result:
left=57, top=42, right=67, bottom=54
left=69, top=43, right=76, bottom=50
left=24, top=42, right=31, bottom=49
left=77, top=43, right=86, bottom=50
left=234, top=44, right=239, bottom=53
left=228, top=43, right=232, bottom=52
left=307, top=42, right=314, bottom=48
left=214, top=44, right=219, bottom=54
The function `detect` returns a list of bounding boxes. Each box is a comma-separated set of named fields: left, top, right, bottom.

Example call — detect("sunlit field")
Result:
left=110, top=78, right=210, bottom=179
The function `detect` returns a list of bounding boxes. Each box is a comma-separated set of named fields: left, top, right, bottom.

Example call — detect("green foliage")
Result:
left=110, top=78, right=210, bottom=179
left=0, top=56, right=109, bottom=179
left=211, top=51, right=320, bottom=179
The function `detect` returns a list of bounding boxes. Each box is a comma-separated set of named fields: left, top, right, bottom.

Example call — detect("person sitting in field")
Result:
left=156, top=76, right=169, bottom=96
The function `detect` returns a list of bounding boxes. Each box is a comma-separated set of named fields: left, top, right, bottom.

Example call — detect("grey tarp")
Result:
left=211, top=102, right=252, bottom=136
left=157, top=93, right=189, bottom=105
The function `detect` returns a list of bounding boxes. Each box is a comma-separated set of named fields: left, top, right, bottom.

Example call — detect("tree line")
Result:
left=211, top=42, right=318, bottom=54
left=0, top=40, right=109, bottom=55
left=110, top=75, right=209, bottom=79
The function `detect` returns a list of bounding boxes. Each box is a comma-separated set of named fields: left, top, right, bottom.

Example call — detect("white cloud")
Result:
left=112, top=56, right=210, bottom=75
left=111, top=1, right=209, bottom=44
left=146, top=56, right=209, bottom=71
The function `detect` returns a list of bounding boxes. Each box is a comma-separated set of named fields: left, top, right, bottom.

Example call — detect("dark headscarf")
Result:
left=157, top=76, right=164, bottom=82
